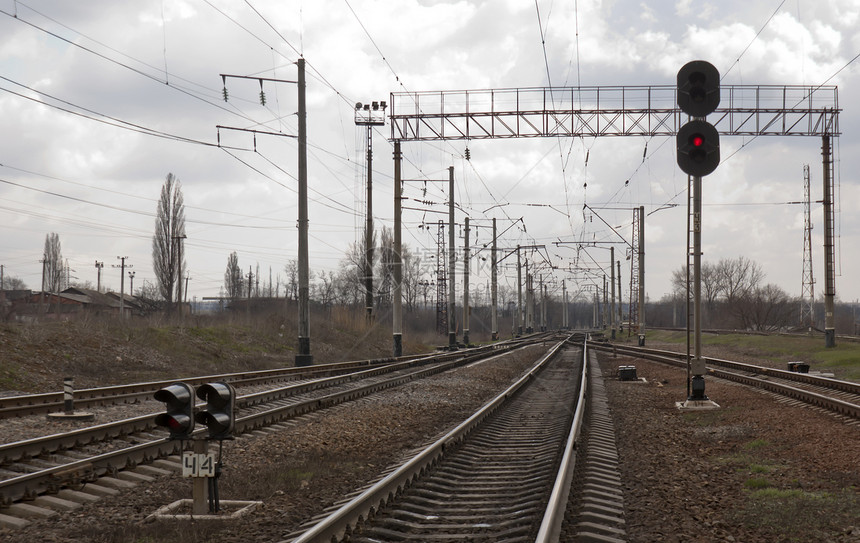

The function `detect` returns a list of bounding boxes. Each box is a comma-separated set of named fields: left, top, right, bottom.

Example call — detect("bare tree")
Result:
left=224, top=251, right=244, bottom=299
left=152, top=173, right=185, bottom=306
left=285, top=259, right=299, bottom=301
left=716, top=256, right=764, bottom=305
left=402, top=245, right=423, bottom=312
left=735, top=283, right=797, bottom=331
left=43, top=233, right=63, bottom=293
left=376, top=226, right=395, bottom=308
left=2, top=276, right=27, bottom=290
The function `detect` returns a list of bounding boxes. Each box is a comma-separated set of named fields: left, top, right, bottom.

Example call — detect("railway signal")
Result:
left=676, top=60, right=721, bottom=178
left=677, top=60, right=720, bottom=117
left=154, top=383, right=195, bottom=440
left=195, top=382, right=236, bottom=440
left=677, top=120, right=720, bottom=177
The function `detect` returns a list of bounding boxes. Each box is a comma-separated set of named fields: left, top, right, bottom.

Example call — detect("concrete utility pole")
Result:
left=516, top=247, right=523, bottom=336
left=562, top=280, right=568, bottom=329
left=525, top=266, right=534, bottom=333
left=95, top=261, right=104, bottom=293
left=128, top=271, right=135, bottom=297
left=491, top=218, right=498, bottom=340
left=217, top=68, right=309, bottom=362
left=115, top=257, right=130, bottom=319
left=822, top=134, right=836, bottom=347
left=392, top=141, right=403, bottom=356
left=541, top=279, right=547, bottom=332
left=173, top=234, right=186, bottom=311
left=296, top=58, right=312, bottom=366
left=617, top=260, right=623, bottom=333
left=603, top=274, right=608, bottom=329
left=463, top=217, right=470, bottom=346
left=638, top=205, right=645, bottom=343
left=447, top=166, right=457, bottom=350
left=610, top=247, right=616, bottom=339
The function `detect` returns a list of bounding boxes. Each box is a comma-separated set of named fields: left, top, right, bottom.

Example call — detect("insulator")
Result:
left=222, top=87, right=229, bottom=102
left=260, top=91, right=267, bottom=106
left=465, top=147, right=471, bottom=160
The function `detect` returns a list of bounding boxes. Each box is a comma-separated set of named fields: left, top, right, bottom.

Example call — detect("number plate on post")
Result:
left=182, top=451, right=216, bottom=477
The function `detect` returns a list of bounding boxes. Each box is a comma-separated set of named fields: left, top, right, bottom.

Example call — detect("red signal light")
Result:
left=692, top=134, right=704, bottom=147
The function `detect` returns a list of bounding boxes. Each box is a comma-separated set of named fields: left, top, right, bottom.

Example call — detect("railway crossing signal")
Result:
left=195, top=382, right=236, bottom=440
left=154, top=383, right=195, bottom=440
left=676, top=60, right=721, bottom=178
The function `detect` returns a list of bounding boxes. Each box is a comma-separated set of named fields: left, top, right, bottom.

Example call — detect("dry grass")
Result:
left=0, top=305, right=458, bottom=393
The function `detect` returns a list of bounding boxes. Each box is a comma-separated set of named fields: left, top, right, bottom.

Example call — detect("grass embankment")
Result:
left=0, top=307, right=444, bottom=393
left=645, top=330, right=860, bottom=380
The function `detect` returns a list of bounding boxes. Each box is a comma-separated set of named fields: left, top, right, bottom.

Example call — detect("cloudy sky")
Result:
left=1, top=0, right=858, bottom=312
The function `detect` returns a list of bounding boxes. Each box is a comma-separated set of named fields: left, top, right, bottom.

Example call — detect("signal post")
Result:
left=676, top=61, right=721, bottom=410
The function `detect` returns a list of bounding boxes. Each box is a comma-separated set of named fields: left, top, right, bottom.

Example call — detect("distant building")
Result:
left=6, top=287, right=143, bottom=321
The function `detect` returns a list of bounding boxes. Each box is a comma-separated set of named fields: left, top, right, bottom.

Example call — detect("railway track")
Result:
left=0, top=353, right=432, bottom=419
left=285, top=335, right=613, bottom=543
left=0, top=336, right=549, bottom=517
left=590, top=342, right=860, bottom=420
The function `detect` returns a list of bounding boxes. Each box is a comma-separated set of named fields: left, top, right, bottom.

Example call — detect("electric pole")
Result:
left=128, top=271, right=135, bottom=297
left=392, top=141, right=403, bottom=356
left=217, top=61, right=311, bottom=365
left=114, top=257, right=131, bottom=318
left=463, top=217, right=470, bottom=346
left=95, top=261, right=104, bottom=293
left=447, top=166, right=457, bottom=350
left=491, top=218, right=498, bottom=340
left=354, top=100, right=386, bottom=322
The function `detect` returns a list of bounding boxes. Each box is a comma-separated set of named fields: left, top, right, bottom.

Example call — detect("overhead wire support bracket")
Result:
left=388, top=85, right=839, bottom=141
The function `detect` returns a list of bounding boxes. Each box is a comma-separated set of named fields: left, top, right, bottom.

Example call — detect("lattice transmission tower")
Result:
left=628, top=207, right=641, bottom=336
left=435, top=220, right=448, bottom=335
left=801, top=164, right=816, bottom=331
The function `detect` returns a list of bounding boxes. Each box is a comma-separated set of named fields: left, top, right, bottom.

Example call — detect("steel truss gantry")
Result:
left=389, top=85, right=839, bottom=141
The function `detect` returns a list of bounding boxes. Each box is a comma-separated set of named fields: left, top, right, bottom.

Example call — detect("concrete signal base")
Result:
left=147, top=499, right=262, bottom=521
left=676, top=399, right=721, bottom=411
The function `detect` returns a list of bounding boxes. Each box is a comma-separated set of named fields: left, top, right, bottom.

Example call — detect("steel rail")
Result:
left=287, top=335, right=573, bottom=543
left=0, top=356, right=404, bottom=419
left=590, top=343, right=860, bottom=419
left=601, top=343, right=860, bottom=395
left=0, top=337, right=544, bottom=506
left=534, top=336, right=589, bottom=542
left=0, top=354, right=458, bottom=464
left=1, top=335, right=542, bottom=418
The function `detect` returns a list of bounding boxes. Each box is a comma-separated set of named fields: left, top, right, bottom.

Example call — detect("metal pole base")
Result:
left=825, top=329, right=836, bottom=348
left=463, top=331, right=470, bottom=346
left=448, top=333, right=458, bottom=351
left=491, top=332, right=498, bottom=341
left=687, top=375, right=708, bottom=401
left=295, top=336, right=313, bottom=366
left=393, top=334, right=402, bottom=357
